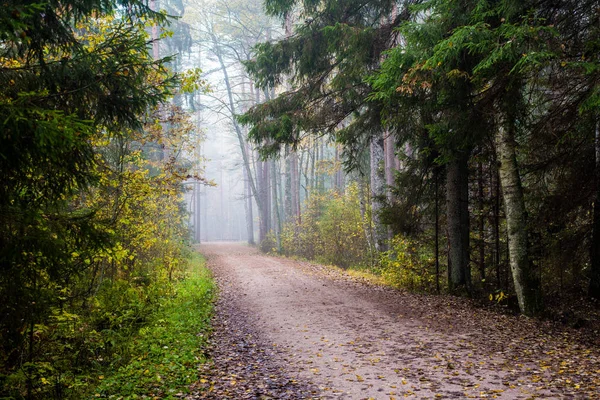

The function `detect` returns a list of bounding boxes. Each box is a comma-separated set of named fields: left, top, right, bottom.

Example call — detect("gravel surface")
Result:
left=190, top=242, right=600, bottom=399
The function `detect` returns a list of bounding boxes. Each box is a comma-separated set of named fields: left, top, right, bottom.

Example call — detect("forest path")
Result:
left=191, top=243, right=598, bottom=399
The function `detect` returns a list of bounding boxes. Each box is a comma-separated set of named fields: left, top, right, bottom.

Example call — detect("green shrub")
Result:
left=380, top=235, right=435, bottom=292
left=278, top=184, right=371, bottom=268
left=0, top=254, right=212, bottom=400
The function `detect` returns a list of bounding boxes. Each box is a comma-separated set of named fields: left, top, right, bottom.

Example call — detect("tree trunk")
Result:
left=257, top=160, right=271, bottom=243
left=384, top=130, right=395, bottom=241
left=278, top=158, right=285, bottom=229
left=446, top=153, right=471, bottom=292
left=370, top=132, right=388, bottom=252
left=243, top=156, right=255, bottom=245
left=318, top=138, right=325, bottom=191
left=311, top=140, right=317, bottom=192
left=590, top=118, right=600, bottom=298
left=300, top=150, right=308, bottom=200
left=384, top=130, right=395, bottom=198
left=496, top=121, right=542, bottom=316
left=213, top=38, right=267, bottom=244
left=150, top=0, right=159, bottom=61
left=334, top=144, right=345, bottom=192
left=290, top=151, right=300, bottom=222
left=493, top=152, right=501, bottom=287
left=357, top=174, right=374, bottom=255
left=283, top=13, right=300, bottom=225
left=271, top=159, right=282, bottom=252
left=435, top=167, right=440, bottom=293
left=257, top=161, right=266, bottom=242
left=195, top=182, right=201, bottom=243
left=284, top=149, right=292, bottom=223
left=478, top=159, right=485, bottom=281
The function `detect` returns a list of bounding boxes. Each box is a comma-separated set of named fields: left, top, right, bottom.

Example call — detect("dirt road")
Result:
left=192, top=243, right=599, bottom=399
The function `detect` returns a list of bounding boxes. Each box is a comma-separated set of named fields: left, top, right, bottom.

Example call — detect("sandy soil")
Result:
left=191, top=242, right=599, bottom=399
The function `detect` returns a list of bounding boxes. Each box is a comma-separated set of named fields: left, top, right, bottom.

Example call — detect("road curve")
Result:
left=193, top=242, right=597, bottom=399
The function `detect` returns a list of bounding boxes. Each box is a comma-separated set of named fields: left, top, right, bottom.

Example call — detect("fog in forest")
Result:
left=6, top=0, right=600, bottom=397
left=177, top=0, right=280, bottom=242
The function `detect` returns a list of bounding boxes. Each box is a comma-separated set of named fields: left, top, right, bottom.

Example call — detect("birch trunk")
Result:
left=384, top=130, right=395, bottom=199
left=370, top=132, right=388, bottom=252
left=358, top=174, right=374, bottom=254
left=334, top=145, right=342, bottom=192
left=496, top=122, right=542, bottom=316
left=384, top=131, right=395, bottom=241
left=195, top=182, right=201, bottom=243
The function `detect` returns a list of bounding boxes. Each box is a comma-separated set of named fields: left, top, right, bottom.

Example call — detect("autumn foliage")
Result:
left=0, top=3, right=207, bottom=398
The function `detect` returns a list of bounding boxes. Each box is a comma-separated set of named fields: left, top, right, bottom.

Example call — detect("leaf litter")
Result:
left=189, top=243, right=600, bottom=399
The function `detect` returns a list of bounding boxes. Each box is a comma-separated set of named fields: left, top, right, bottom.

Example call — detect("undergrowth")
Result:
left=93, top=253, right=214, bottom=399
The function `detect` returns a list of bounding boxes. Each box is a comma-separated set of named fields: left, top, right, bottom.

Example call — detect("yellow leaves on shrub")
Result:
left=380, top=235, right=435, bottom=291
left=279, top=183, right=369, bottom=268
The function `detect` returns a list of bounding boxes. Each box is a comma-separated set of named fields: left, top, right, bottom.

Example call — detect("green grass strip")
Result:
left=93, top=253, right=214, bottom=399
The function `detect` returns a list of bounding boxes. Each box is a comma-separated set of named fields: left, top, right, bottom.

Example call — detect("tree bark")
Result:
left=271, top=159, right=282, bottom=251
left=334, top=144, right=345, bottom=192
left=590, top=118, right=600, bottom=298
left=290, top=151, right=300, bottom=222
left=478, top=159, right=485, bottom=281
left=319, top=139, right=326, bottom=191
left=446, top=153, right=471, bottom=292
left=357, top=174, right=374, bottom=255
left=370, top=132, right=388, bottom=252
left=384, top=130, right=395, bottom=199
left=284, top=149, right=292, bottom=223
left=150, top=0, right=159, bottom=61
left=435, top=167, right=440, bottom=293
left=311, top=140, right=317, bottom=193
left=496, top=121, right=542, bottom=316
left=384, top=131, right=395, bottom=241
left=257, top=160, right=271, bottom=243
left=195, top=182, right=201, bottom=243
left=243, top=154, right=255, bottom=245
left=493, top=152, right=501, bottom=287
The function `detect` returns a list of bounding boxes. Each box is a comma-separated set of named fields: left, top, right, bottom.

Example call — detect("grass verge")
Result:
left=93, top=253, right=214, bottom=399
